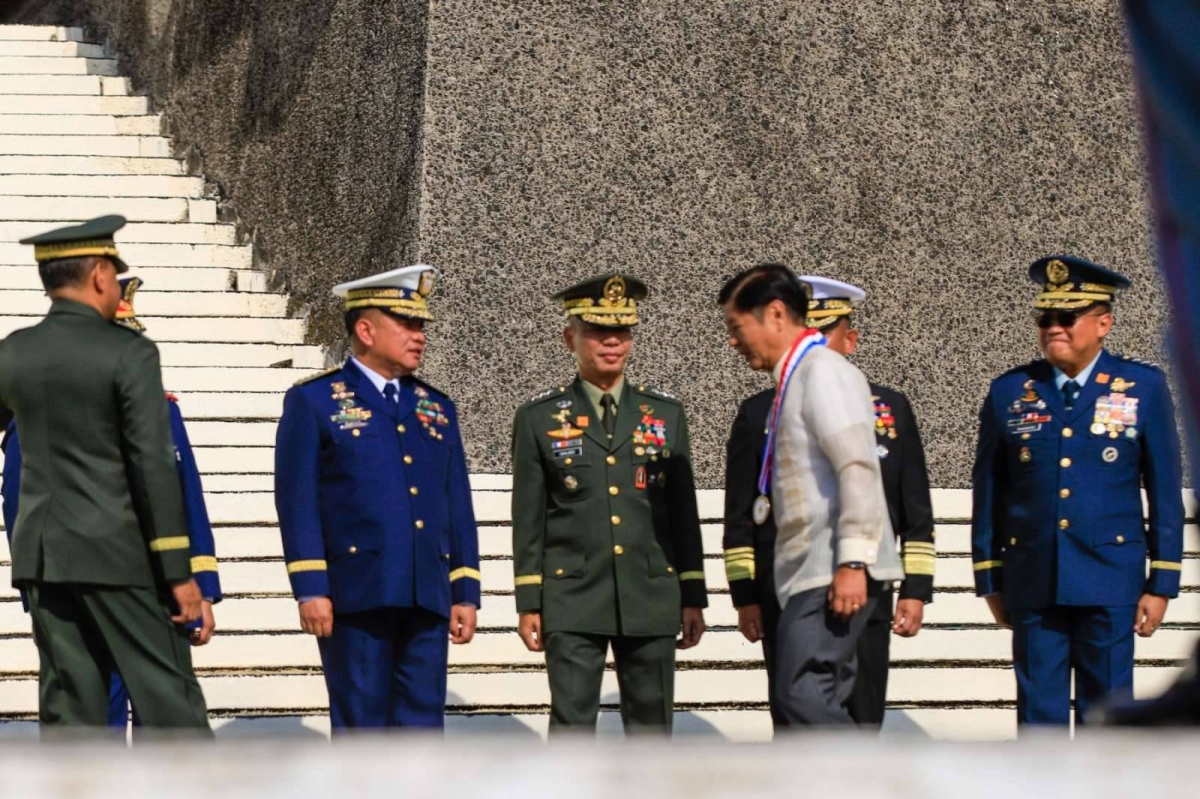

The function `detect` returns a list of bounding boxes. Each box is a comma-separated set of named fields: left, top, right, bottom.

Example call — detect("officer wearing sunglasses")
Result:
left=971, top=254, right=1183, bottom=729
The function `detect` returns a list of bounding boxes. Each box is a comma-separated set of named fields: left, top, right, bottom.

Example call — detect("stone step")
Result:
left=0, top=290, right=286, bottom=318
left=160, top=367, right=316, bottom=393
left=0, top=315, right=305, bottom=343
left=0, top=265, right=264, bottom=292
left=160, top=392, right=295, bottom=417
left=0, top=134, right=171, bottom=156
left=0, top=221, right=234, bottom=244
left=0, top=75, right=128, bottom=94
left=0, top=94, right=148, bottom=115
left=0, top=666, right=1183, bottom=718
left=0, top=155, right=182, bottom=175
left=0, top=241, right=251, bottom=268
left=0, top=26, right=85, bottom=43
left=0, top=173, right=199, bottom=197
left=0, top=115, right=162, bottom=135
left=0, top=41, right=105, bottom=58
left=154, top=343, right=324, bottom=369
left=0, top=56, right=119, bottom=76
left=0, top=196, right=210, bottom=222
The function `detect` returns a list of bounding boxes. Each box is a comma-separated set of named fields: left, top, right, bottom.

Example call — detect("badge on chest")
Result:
left=1007, top=380, right=1051, bottom=434
left=1093, top=388, right=1139, bottom=440
left=329, top=381, right=373, bottom=431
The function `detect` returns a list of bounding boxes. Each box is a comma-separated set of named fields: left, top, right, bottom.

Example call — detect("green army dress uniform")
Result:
left=0, top=217, right=209, bottom=734
left=511, top=274, right=707, bottom=733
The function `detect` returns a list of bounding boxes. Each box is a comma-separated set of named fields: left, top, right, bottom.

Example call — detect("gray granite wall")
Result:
left=7, top=1, right=1161, bottom=487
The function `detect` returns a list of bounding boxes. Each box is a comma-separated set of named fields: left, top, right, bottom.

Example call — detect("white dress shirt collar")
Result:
left=350, top=357, right=401, bottom=398
left=1053, top=349, right=1103, bottom=390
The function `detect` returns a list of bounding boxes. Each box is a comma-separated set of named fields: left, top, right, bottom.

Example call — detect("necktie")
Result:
left=601, top=393, right=616, bottom=438
left=1062, top=379, right=1080, bottom=410
left=383, top=383, right=399, bottom=406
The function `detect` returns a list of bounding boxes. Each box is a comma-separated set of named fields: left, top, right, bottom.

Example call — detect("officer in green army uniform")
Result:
left=510, top=274, right=707, bottom=733
left=0, top=216, right=210, bottom=735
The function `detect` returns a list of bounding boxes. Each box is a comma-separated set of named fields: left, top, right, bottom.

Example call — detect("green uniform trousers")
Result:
left=27, top=582, right=211, bottom=738
left=545, top=631, right=675, bottom=734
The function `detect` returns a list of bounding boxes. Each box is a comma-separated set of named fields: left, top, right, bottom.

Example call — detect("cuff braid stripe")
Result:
left=724, top=547, right=755, bottom=558
left=679, top=571, right=705, bottom=581
left=148, top=536, right=189, bottom=552
left=449, top=567, right=482, bottom=582
left=973, top=560, right=1002, bottom=571
left=190, top=555, right=218, bottom=573
left=514, top=574, right=543, bottom=587
left=1150, top=561, right=1182, bottom=571
left=287, top=559, right=327, bottom=574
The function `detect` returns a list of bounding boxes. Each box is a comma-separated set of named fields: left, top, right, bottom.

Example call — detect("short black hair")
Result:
left=39, top=256, right=97, bottom=291
left=717, top=263, right=810, bottom=322
left=344, top=308, right=368, bottom=340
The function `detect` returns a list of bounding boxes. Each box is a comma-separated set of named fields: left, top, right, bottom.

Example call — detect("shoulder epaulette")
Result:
left=1117, top=354, right=1162, bottom=369
left=293, top=365, right=341, bottom=386
left=413, top=376, right=449, bottom=401
left=164, top=391, right=180, bottom=404
left=523, top=386, right=569, bottom=407
left=637, top=384, right=681, bottom=403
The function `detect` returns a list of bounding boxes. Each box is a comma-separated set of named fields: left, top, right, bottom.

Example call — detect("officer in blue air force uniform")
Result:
left=1, top=276, right=223, bottom=729
left=274, top=264, right=481, bottom=731
left=972, top=255, right=1184, bottom=727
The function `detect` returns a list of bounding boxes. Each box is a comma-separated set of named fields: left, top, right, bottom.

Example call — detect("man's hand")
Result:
left=170, top=579, right=202, bottom=624
left=190, top=600, right=216, bottom=646
left=827, top=566, right=867, bottom=621
left=518, top=612, right=544, bottom=652
left=299, top=597, right=334, bottom=638
left=449, top=604, right=477, bottom=644
left=985, top=594, right=1010, bottom=629
left=737, top=604, right=764, bottom=643
left=677, top=607, right=706, bottom=649
left=1134, top=593, right=1168, bottom=638
left=892, top=598, right=924, bottom=637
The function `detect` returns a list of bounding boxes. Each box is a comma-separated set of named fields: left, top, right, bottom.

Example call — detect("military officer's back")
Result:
left=511, top=274, right=707, bottom=733
left=972, top=255, right=1183, bottom=727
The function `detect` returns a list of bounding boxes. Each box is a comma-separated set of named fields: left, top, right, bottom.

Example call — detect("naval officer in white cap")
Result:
left=274, top=265, right=481, bottom=731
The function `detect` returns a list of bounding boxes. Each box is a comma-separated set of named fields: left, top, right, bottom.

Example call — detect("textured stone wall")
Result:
left=6, top=1, right=1161, bottom=487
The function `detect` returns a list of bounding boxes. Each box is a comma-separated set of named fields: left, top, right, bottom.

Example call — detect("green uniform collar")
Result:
left=580, top=375, right=624, bottom=417
left=48, top=297, right=106, bottom=321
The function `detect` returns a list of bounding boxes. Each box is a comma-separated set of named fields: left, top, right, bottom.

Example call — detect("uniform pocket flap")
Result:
left=327, top=537, right=384, bottom=562
left=545, top=553, right=585, bottom=579
left=647, top=550, right=675, bottom=578
left=1093, top=529, right=1144, bottom=548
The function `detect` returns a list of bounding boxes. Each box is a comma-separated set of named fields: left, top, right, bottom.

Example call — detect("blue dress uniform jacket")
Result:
left=972, top=350, right=1183, bottom=610
left=274, top=361, right=481, bottom=616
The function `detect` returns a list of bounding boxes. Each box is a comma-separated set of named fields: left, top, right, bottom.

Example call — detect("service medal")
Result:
left=1091, top=422, right=1106, bottom=435
left=753, top=495, right=771, bottom=526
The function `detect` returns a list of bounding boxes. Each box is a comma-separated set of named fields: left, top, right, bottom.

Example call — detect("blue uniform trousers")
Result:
left=317, top=607, right=449, bottom=731
left=1010, top=605, right=1135, bottom=727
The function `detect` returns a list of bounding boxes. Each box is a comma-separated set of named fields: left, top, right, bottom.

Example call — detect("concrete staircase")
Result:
left=0, top=24, right=1197, bottom=741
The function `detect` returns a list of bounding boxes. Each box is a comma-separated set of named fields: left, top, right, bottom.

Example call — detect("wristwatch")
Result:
left=843, top=561, right=867, bottom=570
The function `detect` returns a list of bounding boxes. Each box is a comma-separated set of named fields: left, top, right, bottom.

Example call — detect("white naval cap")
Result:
left=332, top=264, right=439, bottom=321
left=799, top=275, right=865, bottom=330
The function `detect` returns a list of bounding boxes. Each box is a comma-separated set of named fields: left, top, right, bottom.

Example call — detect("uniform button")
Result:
left=1060, top=457, right=1072, bottom=468
left=564, top=458, right=573, bottom=466
left=635, top=447, right=646, bottom=457
left=667, top=566, right=674, bottom=574
left=1021, top=433, right=1031, bottom=441
left=398, top=424, right=406, bottom=433
left=613, top=545, right=624, bottom=555
left=611, top=515, right=622, bottom=526
left=1062, top=428, right=1073, bottom=438
left=606, top=455, right=617, bottom=466
left=1116, top=535, right=1125, bottom=544
left=1059, top=519, right=1069, bottom=529
left=1060, top=488, right=1071, bottom=499
left=609, top=486, right=619, bottom=496
left=404, top=455, right=413, bottom=464
left=352, top=429, right=361, bottom=437
left=349, top=546, right=358, bottom=554
left=555, top=568, right=564, bottom=577
left=410, top=486, right=419, bottom=496
left=1010, top=537, right=1017, bottom=545
left=415, top=520, right=424, bottom=530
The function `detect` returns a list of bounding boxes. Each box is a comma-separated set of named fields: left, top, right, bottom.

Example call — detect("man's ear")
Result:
left=845, top=328, right=860, bottom=356
left=354, top=315, right=375, bottom=350
left=563, top=325, right=575, bottom=353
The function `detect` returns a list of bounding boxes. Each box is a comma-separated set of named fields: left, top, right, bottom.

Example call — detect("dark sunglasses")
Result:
left=1036, top=309, right=1105, bottom=329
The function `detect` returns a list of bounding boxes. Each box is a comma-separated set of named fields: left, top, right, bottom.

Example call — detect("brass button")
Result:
left=404, top=455, right=413, bottom=464
left=398, top=424, right=406, bottom=433
left=1062, top=428, right=1073, bottom=438
left=609, top=486, right=619, bottom=496
left=635, top=447, right=646, bottom=457
left=410, top=486, right=419, bottom=496
left=564, top=457, right=573, bottom=466
left=1021, top=433, right=1031, bottom=440
left=611, top=515, right=621, bottom=526
left=555, top=568, right=564, bottom=577
left=1060, top=488, right=1071, bottom=499
left=1060, top=457, right=1072, bottom=468
left=606, top=455, right=617, bottom=466
left=1059, top=519, right=1069, bottom=529
left=352, top=429, right=361, bottom=437
left=613, top=545, right=624, bottom=555
left=443, top=553, right=450, bottom=561
left=1116, top=535, right=1125, bottom=544
left=415, top=520, right=424, bottom=530
left=667, top=566, right=674, bottom=574
left=1010, top=537, right=1017, bottom=545
left=349, top=545, right=358, bottom=554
